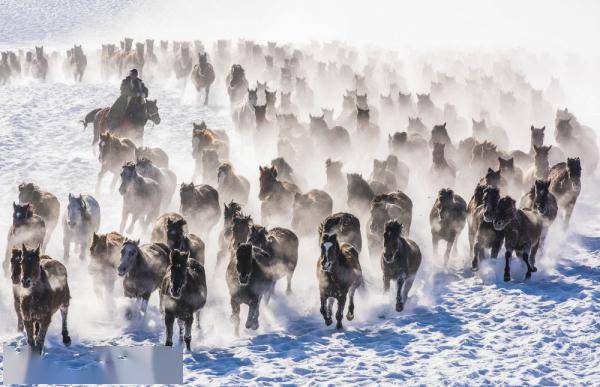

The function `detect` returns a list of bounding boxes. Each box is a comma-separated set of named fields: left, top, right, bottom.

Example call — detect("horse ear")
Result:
left=13, top=201, right=16, bottom=209
left=92, top=232, right=98, bottom=243
left=530, top=125, right=534, bottom=131
left=541, top=126, right=545, bottom=131
left=135, top=239, right=140, bottom=245
left=443, top=122, right=447, bottom=128
left=487, top=167, right=493, bottom=173
left=547, top=145, right=552, bottom=150
left=35, top=244, right=41, bottom=256
left=69, top=193, right=73, bottom=200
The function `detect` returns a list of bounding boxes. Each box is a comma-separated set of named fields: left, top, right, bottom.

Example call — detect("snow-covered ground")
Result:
left=1, top=1, right=599, bottom=385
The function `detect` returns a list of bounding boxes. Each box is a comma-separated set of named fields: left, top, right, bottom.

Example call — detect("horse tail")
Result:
left=82, top=108, right=102, bottom=129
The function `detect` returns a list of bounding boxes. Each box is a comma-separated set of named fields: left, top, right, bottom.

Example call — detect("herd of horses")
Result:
left=4, top=38, right=594, bottom=354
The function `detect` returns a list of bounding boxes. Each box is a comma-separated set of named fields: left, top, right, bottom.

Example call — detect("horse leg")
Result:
left=400, top=275, right=415, bottom=309
left=504, top=250, right=512, bottom=282
left=491, top=239, right=502, bottom=259
left=164, top=311, right=175, bottom=346
left=335, top=294, right=347, bottom=329
left=396, top=275, right=406, bottom=312
left=346, top=283, right=357, bottom=321
left=529, top=240, right=540, bottom=272
left=285, top=270, right=293, bottom=295
left=468, top=226, right=474, bottom=257
left=452, top=235, right=459, bottom=257
left=383, top=274, right=391, bottom=293
left=444, top=234, right=455, bottom=266
left=63, top=233, right=71, bottom=261
left=246, top=297, right=260, bottom=330
left=140, top=294, right=150, bottom=316
left=24, top=320, right=36, bottom=349
left=34, top=317, right=51, bottom=354
left=96, top=165, right=108, bottom=194
left=195, top=310, right=202, bottom=329
left=432, top=233, right=439, bottom=257
left=204, top=85, right=210, bottom=106
left=177, top=318, right=185, bottom=342
left=119, top=207, right=129, bottom=233
left=324, top=297, right=336, bottom=325
left=79, top=239, right=88, bottom=260
left=14, top=294, right=23, bottom=332
left=230, top=298, right=241, bottom=336
left=563, top=201, right=575, bottom=230
left=521, top=251, right=533, bottom=281
left=320, top=295, right=332, bottom=326
left=184, top=316, right=193, bottom=350
left=110, top=173, right=119, bottom=193
left=126, top=213, right=139, bottom=234
left=60, top=304, right=71, bottom=346
left=471, top=241, right=480, bottom=271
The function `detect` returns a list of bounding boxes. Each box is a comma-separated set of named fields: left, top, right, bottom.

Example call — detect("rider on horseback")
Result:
left=107, top=68, right=148, bottom=130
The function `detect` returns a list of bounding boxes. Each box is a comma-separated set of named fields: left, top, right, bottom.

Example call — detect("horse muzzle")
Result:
left=170, top=288, right=182, bottom=299
left=493, top=220, right=507, bottom=231
left=21, top=278, right=31, bottom=288
left=238, top=274, right=251, bottom=286
left=383, top=254, right=395, bottom=264
left=117, top=266, right=127, bottom=276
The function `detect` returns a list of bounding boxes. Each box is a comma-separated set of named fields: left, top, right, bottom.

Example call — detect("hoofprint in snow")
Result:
left=0, top=74, right=598, bottom=385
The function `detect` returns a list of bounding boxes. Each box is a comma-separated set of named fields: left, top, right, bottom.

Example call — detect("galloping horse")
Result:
left=83, top=99, right=161, bottom=145
left=191, top=53, right=216, bottom=105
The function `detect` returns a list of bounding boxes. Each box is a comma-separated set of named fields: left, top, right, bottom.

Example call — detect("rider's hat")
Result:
left=129, top=68, right=138, bottom=76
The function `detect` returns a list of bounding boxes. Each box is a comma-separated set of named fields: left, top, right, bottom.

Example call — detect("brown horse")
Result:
left=18, top=182, right=60, bottom=247
left=430, top=188, right=467, bottom=264
left=317, top=233, right=362, bottom=329
left=96, top=132, right=136, bottom=193
left=5, top=203, right=46, bottom=273
left=68, top=45, right=87, bottom=82
left=548, top=158, right=582, bottom=228
left=191, top=53, right=216, bottom=105
left=14, top=245, right=71, bottom=354
left=89, top=231, right=124, bottom=298
left=84, top=99, right=161, bottom=145
left=31, top=46, right=48, bottom=81
left=258, top=165, right=300, bottom=225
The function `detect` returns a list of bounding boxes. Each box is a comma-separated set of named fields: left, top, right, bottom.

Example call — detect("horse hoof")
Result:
left=471, top=265, right=478, bottom=272
left=504, top=274, right=511, bottom=282
left=335, top=321, right=343, bottom=330
left=525, top=273, right=532, bottom=281
left=324, top=317, right=333, bottom=326
left=165, top=341, right=173, bottom=347
left=184, top=338, right=191, bottom=351
left=63, top=335, right=72, bottom=347
left=531, top=266, right=538, bottom=272
left=346, top=312, right=354, bottom=321
left=396, top=302, right=404, bottom=312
